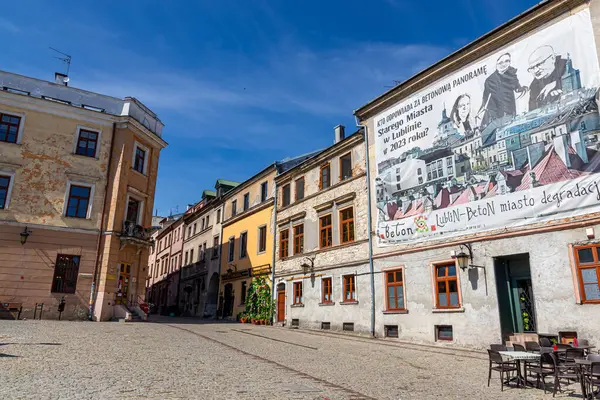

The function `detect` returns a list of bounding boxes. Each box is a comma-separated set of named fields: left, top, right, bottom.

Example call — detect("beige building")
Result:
left=274, top=127, right=370, bottom=332
left=0, top=71, right=166, bottom=321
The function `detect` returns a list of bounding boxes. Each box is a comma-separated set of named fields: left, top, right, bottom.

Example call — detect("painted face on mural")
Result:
left=457, top=95, right=471, bottom=121
left=496, top=54, right=511, bottom=74
left=528, top=46, right=556, bottom=79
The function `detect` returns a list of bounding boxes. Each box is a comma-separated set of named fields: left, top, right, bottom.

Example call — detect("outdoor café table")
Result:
left=575, top=359, right=594, bottom=399
left=499, top=351, right=541, bottom=388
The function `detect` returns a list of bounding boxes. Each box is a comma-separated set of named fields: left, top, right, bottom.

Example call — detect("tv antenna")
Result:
left=49, top=47, right=72, bottom=75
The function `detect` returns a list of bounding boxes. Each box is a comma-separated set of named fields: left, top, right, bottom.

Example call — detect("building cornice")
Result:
left=116, top=118, right=168, bottom=149
left=354, top=0, right=587, bottom=120
left=222, top=200, right=274, bottom=228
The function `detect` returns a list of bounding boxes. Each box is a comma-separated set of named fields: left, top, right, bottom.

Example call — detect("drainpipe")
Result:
left=270, top=163, right=278, bottom=323
left=89, top=122, right=117, bottom=321
left=355, top=116, right=376, bottom=338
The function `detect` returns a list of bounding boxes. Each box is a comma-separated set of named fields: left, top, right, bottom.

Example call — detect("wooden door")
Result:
left=277, top=289, right=285, bottom=322
left=116, top=263, right=131, bottom=305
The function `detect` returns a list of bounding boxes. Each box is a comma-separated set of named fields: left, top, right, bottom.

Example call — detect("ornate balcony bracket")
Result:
left=119, top=221, right=153, bottom=252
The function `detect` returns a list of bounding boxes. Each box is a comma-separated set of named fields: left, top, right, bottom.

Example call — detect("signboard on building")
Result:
left=374, top=9, right=600, bottom=246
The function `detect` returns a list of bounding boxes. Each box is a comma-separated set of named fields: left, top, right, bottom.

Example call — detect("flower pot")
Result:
left=251, top=319, right=257, bottom=324
left=240, top=318, right=247, bottom=323
left=260, top=320, right=266, bottom=325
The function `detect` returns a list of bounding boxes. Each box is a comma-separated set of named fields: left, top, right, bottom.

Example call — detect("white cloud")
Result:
left=0, top=18, right=20, bottom=33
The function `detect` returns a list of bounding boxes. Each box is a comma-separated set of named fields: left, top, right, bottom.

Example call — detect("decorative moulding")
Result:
left=314, top=201, right=333, bottom=212
left=334, top=193, right=356, bottom=205
left=290, top=211, right=306, bottom=221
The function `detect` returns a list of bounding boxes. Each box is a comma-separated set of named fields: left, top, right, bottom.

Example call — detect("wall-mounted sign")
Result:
left=374, top=9, right=600, bottom=246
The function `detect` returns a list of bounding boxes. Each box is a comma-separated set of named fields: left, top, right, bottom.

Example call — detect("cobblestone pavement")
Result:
left=0, top=318, right=586, bottom=399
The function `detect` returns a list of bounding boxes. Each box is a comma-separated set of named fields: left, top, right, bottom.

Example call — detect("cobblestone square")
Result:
left=0, top=319, right=584, bottom=399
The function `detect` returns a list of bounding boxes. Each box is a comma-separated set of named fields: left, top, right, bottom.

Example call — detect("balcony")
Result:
left=120, top=221, right=153, bottom=250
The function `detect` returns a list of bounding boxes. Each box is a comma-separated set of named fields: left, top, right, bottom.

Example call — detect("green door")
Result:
left=509, top=278, right=537, bottom=333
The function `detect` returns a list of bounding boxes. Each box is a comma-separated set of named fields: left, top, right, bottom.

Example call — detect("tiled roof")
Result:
left=434, top=188, right=451, bottom=209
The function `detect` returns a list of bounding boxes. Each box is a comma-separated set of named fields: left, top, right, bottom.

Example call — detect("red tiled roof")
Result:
left=516, top=145, right=586, bottom=191
left=434, top=188, right=450, bottom=209
left=452, top=186, right=476, bottom=205
left=483, top=184, right=497, bottom=199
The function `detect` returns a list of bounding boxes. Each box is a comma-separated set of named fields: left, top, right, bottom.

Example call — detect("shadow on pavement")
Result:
left=0, top=353, right=19, bottom=358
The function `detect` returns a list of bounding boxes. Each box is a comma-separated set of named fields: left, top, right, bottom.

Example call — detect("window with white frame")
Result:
left=125, top=194, right=144, bottom=225
left=74, top=127, right=101, bottom=158
left=132, top=141, right=149, bottom=175
left=65, top=181, right=94, bottom=219
left=0, top=172, right=15, bottom=210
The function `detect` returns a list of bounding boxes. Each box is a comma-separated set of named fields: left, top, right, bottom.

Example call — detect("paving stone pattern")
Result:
left=0, top=318, right=579, bottom=399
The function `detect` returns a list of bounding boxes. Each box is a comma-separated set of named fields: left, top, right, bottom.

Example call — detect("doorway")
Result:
left=494, top=254, right=537, bottom=341
left=116, top=263, right=131, bottom=305
left=223, top=283, right=234, bottom=318
left=276, top=283, right=286, bottom=322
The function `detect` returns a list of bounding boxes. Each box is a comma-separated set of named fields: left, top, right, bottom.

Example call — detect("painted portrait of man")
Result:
left=527, top=45, right=568, bottom=110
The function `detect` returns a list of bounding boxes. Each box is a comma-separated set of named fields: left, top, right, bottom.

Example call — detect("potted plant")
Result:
left=240, top=313, right=247, bottom=323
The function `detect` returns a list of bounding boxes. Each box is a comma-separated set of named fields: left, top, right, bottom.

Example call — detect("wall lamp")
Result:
left=452, top=243, right=488, bottom=296
left=20, top=227, right=32, bottom=245
left=301, top=256, right=316, bottom=287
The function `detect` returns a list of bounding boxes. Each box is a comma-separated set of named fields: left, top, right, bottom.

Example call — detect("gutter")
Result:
left=270, top=163, right=279, bottom=324
left=88, top=121, right=117, bottom=321
left=355, top=117, right=376, bottom=337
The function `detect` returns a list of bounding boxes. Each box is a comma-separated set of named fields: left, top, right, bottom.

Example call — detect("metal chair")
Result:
left=552, top=352, right=582, bottom=397
left=540, top=337, right=552, bottom=347
left=490, top=344, right=507, bottom=351
left=585, top=361, right=600, bottom=399
left=528, top=352, right=556, bottom=394
left=513, top=343, right=526, bottom=352
left=525, top=341, right=541, bottom=353
left=487, top=350, right=518, bottom=391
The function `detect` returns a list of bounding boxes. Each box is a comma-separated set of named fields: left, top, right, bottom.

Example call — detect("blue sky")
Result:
left=1, top=0, right=538, bottom=216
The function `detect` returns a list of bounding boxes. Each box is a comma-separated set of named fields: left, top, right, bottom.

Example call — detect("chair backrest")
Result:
left=490, top=344, right=506, bottom=351
left=591, top=362, right=600, bottom=376
left=513, top=343, right=526, bottom=352
left=539, top=337, right=552, bottom=347
left=525, top=341, right=540, bottom=352
left=540, top=352, right=556, bottom=369
left=487, top=349, right=504, bottom=363
left=565, top=348, right=585, bottom=361
left=588, top=354, right=600, bottom=362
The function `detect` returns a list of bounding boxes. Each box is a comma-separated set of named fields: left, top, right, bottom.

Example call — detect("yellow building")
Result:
left=219, top=165, right=277, bottom=319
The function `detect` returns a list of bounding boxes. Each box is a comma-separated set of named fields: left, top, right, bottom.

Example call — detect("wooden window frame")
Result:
left=293, top=281, right=303, bottom=305
left=282, top=183, right=291, bottom=207
left=319, top=163, right=331, bottom=190
left=260, top=181, right=268, bottom=202
left=295, top=177, right=305, bottom=201
left=231, top=200, right=237, bottom=217
left=433, top=262, right=461, bottom=309
left=239, top=231, right=248, bottom=259
left=319, top=214, right=332, bottom=249
left=385, top=268, right=406, bottom=311
left=65, top=182, right=93, bottom=219
left=243, top=192, right=250, bottom=211
left=321, top=277, right=333, bottom=304
left=212, top=235, right=220, bottom=259
left=51, top=254, right=81, bottom=294
left=339, top=207, right=355, bottom=244
left=227, top=236, right=235, bottom=262
left=0, top=173, right=14, bottom=210
left=573, top=244, right=600, bottom=304
left=293, top=224, right=304, bottom=255
left=0, top=112, right=22, bottom=144
left=279, top=228, right=289, bottom=259
left=342, top=274, right=356, bottom=303
left=339, top=152, right=352, bottom=181
left=75, top=128, right=100, bottom=158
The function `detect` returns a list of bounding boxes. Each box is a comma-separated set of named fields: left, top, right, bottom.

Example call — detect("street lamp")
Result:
left=452, top=243, right=473, bottom=271
left=20, top=227, right=31, bottom=245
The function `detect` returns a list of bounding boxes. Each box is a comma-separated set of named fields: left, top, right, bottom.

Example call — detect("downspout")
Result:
left=270, top=164, right=278, bottom=324
left=89, top=121, right=117, bottom=321
left=356, top=116, right=376, bottom=338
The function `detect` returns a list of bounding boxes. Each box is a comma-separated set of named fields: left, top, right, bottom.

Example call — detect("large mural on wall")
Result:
left=374, top=9, right=600, bottom=246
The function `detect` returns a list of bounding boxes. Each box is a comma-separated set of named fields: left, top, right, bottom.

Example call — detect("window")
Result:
left=198, top=245, right=203, bottom=262
left=574, top=245, right=600, bottom=303
left=212, top=236, right=220, bottom=259
left=0, top=113, right=21, bottom=143
left=188, top=226, right=192, bottom=238
left=322, top=277, right=332, bottom=303
left=435, top=263, right=460, bottom=308
left=51, top=254, right=80, bottom=294
left=343, top=322, right=354, bottom=331
left=319, top=214, right=332, bottom=248
left=386, top=269, right=405, bottom=310
left=279, top=229, right=289, bottom=259
left=228, top=237, right=235, bottom=262
left=126, top=197, right=140, bottom=224
left=293, top=281, right=303, bottom=305
left=436, top=325, right=453, bottom=341
left=342, top=274, right=356, bottom=302
left=295, top=178, right=305, bottom=201
left=0, top=174, right=12, bottom=209
left=293, top=224, right=304, bottom=254
left=201, top=218, right=205, bottom=230
left=205, top=215, right=209, bottom=227
left=321, top=322, right=331, bottom=330
left=216, top=209, right=221, bottom=223
left=340, top=153, right=352, bottom=180
left=320, top=164, right=331, bottom=190
left=243, top=192, right=249, bottom=211
left=231, top=200, right=237, bottom=217
left=66, top=184, right=91, bottom=218
left=385, top=325, right=399, bottom=338
left=260, top=181, right=268, bottom=202
left=133, top=144, right=147, bottom=174
left=75, top=129, right=99, bottom=157
left=202, top=242, right=207, bottom=260
left=240, top=231, right=248, bottom=258
left=241, top=281, right=247, bottom=304
left=258, top=226, right=267, bottom=253
left=193, top=223, right=197, bottom=235
left=190, top=249, right=194, bottom=263
left=339, top=207, right=355, bottom=244
left=184, top=251, right=188, bottom=265
left=282, top=184, right=291, bottom=207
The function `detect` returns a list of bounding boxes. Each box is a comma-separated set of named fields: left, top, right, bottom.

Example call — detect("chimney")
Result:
left=54, top=72, right=69, bottom=86
left=334, top=125, right=345, bottom=143
left=553, top=134, right=571, bottom=168
left=570, top=130, right=588, bottom=163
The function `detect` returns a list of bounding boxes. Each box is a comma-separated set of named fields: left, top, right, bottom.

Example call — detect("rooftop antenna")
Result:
left=49, top=47, right=72, bottom=75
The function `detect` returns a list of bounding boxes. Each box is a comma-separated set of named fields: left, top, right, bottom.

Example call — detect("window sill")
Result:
left=382, top=309, right=409, bottom=314
left=72, top=152, right=98, bottom=160
left=64, top=215, right=91, bottom=220
left=291, top=304, right=304, bottom=308
left=340, top=301, right=359, bottom=305
left=432, top=307, right=464, bottom=313
left=318, top=302, right=335, bottom=306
